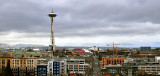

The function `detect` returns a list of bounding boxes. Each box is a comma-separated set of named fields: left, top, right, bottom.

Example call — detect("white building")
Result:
left=155, top=56, right=160, bottom=62
left=33, top=48, right=40, bottom=52
left=48, top=58, right=67, bottom=76
left=138, top=64, right=160, bottom=75
left=47, top=58, right=90, bottom=75
left=89, top=46, right=104, bottom=51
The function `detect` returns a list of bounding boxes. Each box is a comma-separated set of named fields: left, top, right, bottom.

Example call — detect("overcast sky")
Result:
left=0, top=0, right=160, bottom=47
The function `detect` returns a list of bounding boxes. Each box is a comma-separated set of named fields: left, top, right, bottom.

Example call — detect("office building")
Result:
left=140, top=47, right=151, bottom=51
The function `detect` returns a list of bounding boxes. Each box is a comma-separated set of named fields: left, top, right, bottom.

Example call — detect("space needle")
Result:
left=48, top=11, right=57, bottom=54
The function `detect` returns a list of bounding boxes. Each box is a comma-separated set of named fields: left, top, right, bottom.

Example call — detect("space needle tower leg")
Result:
left=48, top=11, right=57, bottom=55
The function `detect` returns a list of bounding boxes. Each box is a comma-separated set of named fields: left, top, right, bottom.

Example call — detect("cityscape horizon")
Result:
left=1, top=0, right=160, bottom=76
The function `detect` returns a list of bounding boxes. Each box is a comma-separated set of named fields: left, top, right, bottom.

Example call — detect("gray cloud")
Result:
left=0, top=0, right=160, bottom=38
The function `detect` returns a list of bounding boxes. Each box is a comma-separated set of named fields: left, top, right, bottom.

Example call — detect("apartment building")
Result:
left=35, top=64, right=47, bottom=76
left=11, top=57, right=37, bottom=76
left=47, top=58, right=90, bottom=76
left=138, top=62, right=160, bottom=75
left=11, top=57, right=37, bottom=68
left=67, top=59, right=89, bottom=75
left=48, top=58, right=67, bottom=76
left=0, top=57, right=12, bottom=73
left=0, top=57, right=37, bottom=76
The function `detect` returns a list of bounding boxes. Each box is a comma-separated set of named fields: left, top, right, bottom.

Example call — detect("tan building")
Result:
left=0, top=51, right=53, bottom=58
left=0, top=57, right=12, bottom=73
left=41, top=51, right=53, bottom=58
left=68, top=64, right=89, bottom=74
left=10, top=51, right=42, bottom=58
left=11, top=57, right=37, bottom=68
left=12, top=57, right=37, bottom=76
left=67, top=59, right=90, bottom=74
left=0, top=57, right=37, bottom=76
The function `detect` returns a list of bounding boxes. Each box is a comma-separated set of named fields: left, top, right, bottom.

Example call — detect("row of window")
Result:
left=141, top=67, right=160, bottom=68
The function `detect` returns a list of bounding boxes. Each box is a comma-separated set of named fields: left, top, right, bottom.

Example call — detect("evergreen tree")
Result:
left=3, top=60, right=13, bottom=76
left=26, top=70, right=31, bottom=76
left=26, top=72, right=31, bottom=76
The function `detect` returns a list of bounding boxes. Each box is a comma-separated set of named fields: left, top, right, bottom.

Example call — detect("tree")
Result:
left=26, top=71, right=31, bottom=76
left=3, top=60, right=13, bottom=76
left=27, top=49, right=33, bottom=52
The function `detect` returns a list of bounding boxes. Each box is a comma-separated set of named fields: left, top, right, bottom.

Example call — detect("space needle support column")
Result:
left=51, top=17, right=55, bottom=52
left=48, top=11, right=57, bottom=55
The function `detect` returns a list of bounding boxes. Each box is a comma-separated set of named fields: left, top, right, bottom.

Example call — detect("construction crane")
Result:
left=106, top=42, right=133, bottom=58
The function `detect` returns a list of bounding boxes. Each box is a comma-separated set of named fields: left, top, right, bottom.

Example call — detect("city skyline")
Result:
left=0, top=0, right=160, bottom=47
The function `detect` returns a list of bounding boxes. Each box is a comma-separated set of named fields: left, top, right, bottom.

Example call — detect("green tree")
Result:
left=26, top=71, right=31, bottom=76
left=27, top=49, right=33, bottom=52
left=3, top=60, right=13, bottom=76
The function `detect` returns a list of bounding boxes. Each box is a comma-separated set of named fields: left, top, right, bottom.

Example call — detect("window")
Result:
left=21, top=60, right=22, bottom=64
left=49, top=63, right=52, bottom=67
left=2, top=59, right=5, bottom=64
left=7, top=59, right=10, bottom=63
left=50, top=69, right=52, bottom=71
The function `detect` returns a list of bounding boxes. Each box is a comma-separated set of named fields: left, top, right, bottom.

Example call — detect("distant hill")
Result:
left=0, top=43, right=44, bottom=48
left=12, top=44, right=44, bottom=47
left=0, top=43, right=143, bottom=50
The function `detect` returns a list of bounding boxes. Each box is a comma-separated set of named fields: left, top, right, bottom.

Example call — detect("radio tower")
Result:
left=48, top=11, right=57, bottom=54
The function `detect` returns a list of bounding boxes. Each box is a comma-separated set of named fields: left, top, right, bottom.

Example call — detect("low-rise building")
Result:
left=67, top=59, right=89, bottom=75
left=47, top=58, right=90, bottom=76
left=0, top=57, right=37, bottom=76
left=35, top=64, right=47, bottom=76
left=0, top=57, right=12, bottom=73
left=101, top=57, right=125, bottom=69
